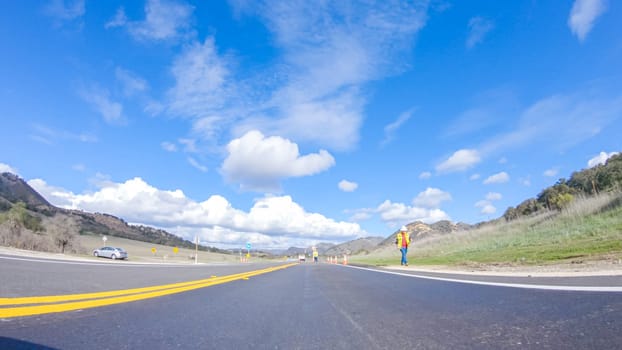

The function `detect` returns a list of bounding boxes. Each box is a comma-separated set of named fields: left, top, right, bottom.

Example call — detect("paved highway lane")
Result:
left=0, top=254, right=286, bottom=297
left=2, top=262, right=622, bottom=349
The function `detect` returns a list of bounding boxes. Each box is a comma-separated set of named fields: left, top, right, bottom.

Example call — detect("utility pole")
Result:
left=195, top=236, right=198, bottom=265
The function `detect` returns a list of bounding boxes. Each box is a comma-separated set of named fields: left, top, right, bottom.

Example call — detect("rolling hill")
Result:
left=0, top=172, right=228, bottom=254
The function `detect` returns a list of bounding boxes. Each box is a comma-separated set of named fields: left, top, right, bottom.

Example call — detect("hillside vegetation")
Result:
left=353, top=154, right=622, bottom=267
left=352, top=191, right=622, bottom=267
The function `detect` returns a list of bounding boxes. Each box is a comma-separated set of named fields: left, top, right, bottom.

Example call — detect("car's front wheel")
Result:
left=111, top=254, right=117, bottom=260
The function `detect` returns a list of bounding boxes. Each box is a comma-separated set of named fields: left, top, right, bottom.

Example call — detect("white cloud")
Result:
left=443, top=88, right=518, bottom=138
left=475, top=200, right=497, bottom=215
left=466, top=16, right=494, bottom=49
left=476, top=192, right=501, bottom=215
left=269, top=90, right=365, bottom=151
left=498, top=157, right=508, bottom=164
left=28, top=177, right=365, bottom=248
left=105, top=7, right=127, bottom=29
left=543, top=168, right=559, bottom=177
left=222, top=1, right=429, bottom=152
left=419, top=171, right=432, bottom=180
left=349, top=211, right=372, bottom=222
left=161, top=141, right=177, bottom=152
left=483, top=171, right=509, bottom=184
left=376, top=200, right=450, bottom=226
left=187, top=157, right=208, bottom=172
left=178, top=138, right=198, bottom=153
left=167, top=37, right=230, bottom=119
left=72, top=164, right=86, bottom=172
left=107, top=0, right=194, bottom=41
left=44, top=0, right=85, bottom=24
left=469, top=173, right=481, bottom=181
left=79, top=86, right=125, bottom=125
left=221, top=130, right=335, bottom=191
left=588, top=151, right=619, bottom=168
left=412, top=188, right=452, bottom=208
left=0, top=163, right=19, bottom=175
left=519, top=176, right=532, bottom=187
left=338, top=180, right=358, bottom=192
left=485, top=192, right=502, bottom=201
left=29, top=124, right=98, bottom=145
left=436, top=149, right=481, bottom=173
left=115, top=68, right=148, bottom=96
left=381, top=108, right=414, bottom=146
left=568, top=0, right=607, bottom=41
left=480, top=92, right=622, bottom=156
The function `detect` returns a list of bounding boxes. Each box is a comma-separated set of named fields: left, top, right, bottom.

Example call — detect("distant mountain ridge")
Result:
left=379, top=220, right=472, bottom=248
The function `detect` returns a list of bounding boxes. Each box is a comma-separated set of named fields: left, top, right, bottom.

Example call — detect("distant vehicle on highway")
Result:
left=93, top=247, right=128, bottom=260
left=298, top=253, right=306, bottom=262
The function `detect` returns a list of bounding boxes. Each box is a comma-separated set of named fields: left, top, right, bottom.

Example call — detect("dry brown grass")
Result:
left=80, top=234, right=242, bottom=264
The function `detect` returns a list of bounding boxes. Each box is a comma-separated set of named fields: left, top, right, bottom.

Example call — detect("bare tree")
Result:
left=46, top=214, right=79, bottom=254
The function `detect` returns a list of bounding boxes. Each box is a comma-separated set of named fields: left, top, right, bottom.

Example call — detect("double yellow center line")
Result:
left=0, top=263, right=296, bottom=318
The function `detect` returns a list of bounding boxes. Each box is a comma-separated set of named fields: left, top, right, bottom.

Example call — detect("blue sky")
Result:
left=1, top=0, right=620, bottom=249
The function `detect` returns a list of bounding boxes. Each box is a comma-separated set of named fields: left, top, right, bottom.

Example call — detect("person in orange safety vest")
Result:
left=395, top=226, right=411, bottom=266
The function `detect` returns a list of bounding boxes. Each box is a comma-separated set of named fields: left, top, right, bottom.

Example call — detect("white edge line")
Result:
left=342, top=264, right=622, bottom=293
left=0, top=255, right=209, bottom=267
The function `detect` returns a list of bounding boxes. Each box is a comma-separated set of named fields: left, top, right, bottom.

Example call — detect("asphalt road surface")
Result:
left=1, top=255, right=622, bottom=349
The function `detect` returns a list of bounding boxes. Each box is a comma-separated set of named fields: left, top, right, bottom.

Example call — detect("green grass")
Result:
left=351, top=193, right=622, bottom=267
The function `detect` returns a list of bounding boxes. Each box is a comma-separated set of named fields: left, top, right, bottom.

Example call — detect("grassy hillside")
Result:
left=351, top=192, right=622, bottom=267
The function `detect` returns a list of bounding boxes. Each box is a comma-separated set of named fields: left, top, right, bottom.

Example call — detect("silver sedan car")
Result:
left=93, top=247, right=128, bottom=260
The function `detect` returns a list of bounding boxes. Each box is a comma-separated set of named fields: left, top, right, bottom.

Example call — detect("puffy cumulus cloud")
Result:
left=475, top=200, right=496, bottom=215
left=476, top=192, right=503, bottom=216
left=338, top=180, right=358, bottom=192
left=0, top=163, right=19, bottom=175
left=27, top=179, right=80, bottom=208
left=483, top=171, right=509, bottom=185
left=28, top=177, right=365, bottom=248
left=245, top=196, right=362, bottom=240
left=412, top=188, right=452, bottom=208
left=436, top=149, right=481, bottom=173
left=376, top=200, right=450, bottom=226
left=106, top=0, right=195, bottom=41
left=568, top=0, right=607, bottom=42
left=588, top=151, right=619, bottom=168
left=221, top=130, right=335, bottom=191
